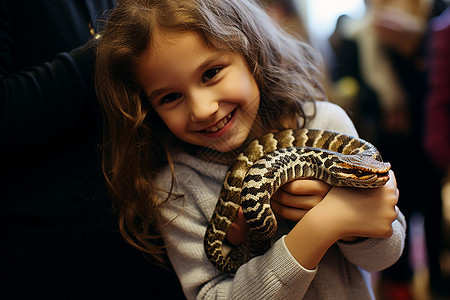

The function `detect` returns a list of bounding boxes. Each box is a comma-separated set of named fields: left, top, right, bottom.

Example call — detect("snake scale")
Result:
left=204, top=128, right=391, bottom=274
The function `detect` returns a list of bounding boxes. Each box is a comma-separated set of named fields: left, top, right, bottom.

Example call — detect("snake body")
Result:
left=204, top=129, right=391, bottom=274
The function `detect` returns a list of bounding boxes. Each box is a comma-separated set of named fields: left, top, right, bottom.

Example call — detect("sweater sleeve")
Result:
left=305, top=101, right=358, bottom=137
left=337, top=211, right=407, bottom=272
left=157, top=165, right=317, bottom=300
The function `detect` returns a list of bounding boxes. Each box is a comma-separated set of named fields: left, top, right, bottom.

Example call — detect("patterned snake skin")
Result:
left=204, top=129, right=391, bottom=274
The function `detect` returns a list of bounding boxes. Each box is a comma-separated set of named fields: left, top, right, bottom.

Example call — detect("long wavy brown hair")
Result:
left=95, top=0, right=324, bottom=262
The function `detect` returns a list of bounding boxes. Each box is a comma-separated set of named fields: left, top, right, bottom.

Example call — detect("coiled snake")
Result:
left=204, top=129, right=391, bottom=274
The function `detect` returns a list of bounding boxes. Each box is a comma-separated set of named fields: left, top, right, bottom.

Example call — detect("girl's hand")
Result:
left=284, top=170, right=399, bottom=270
left=271, top=180, right=331, bottom=222
left=318, top=170, right=399, bottom=240
left=226, top=208, right=250, bottom=246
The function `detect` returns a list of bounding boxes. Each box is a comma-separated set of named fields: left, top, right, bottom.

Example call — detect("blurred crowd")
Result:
left=326, top=0, right=450, bottom=299
left=263, top=0, right=450, bottom=299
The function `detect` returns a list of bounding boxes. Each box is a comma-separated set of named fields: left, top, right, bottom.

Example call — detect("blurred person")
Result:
left=424, top=4, right=450, bottom=297
left=327, top=0, right=448, bottom=298
left=328, top=14, right=381, bottom=143
left=424, top=6, right=450, bottom=172
left=260, top=0, right=341, bottom=108
left=0, top=1, right=183, bottom=298
left=258, top=0, right=310, bottom=41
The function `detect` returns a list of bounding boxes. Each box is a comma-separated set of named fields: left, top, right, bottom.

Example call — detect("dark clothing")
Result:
left=328, top=36, right=381, bottom=144
left=425, top=7, right=450, bottom=169
left=376, top=3, right=446, bottom=286
left=423, top=7, right=450, bottom=293
left=328, top=1, right=447, bottom=290
left=0, top=1, right=183, bottom=298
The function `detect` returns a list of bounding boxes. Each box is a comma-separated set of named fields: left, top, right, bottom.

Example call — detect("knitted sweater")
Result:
left=156, top=101, right=406, bottom=299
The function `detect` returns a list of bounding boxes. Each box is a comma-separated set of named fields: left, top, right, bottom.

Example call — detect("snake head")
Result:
left=330, top=153, right=391, bottom=188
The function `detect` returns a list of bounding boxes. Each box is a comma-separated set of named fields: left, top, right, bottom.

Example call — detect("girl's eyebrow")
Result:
left=147, top=53, right=227, bottom=100
left=147, top=87, right=171, bottom=102
left=196, top=53, right=226, bottom=73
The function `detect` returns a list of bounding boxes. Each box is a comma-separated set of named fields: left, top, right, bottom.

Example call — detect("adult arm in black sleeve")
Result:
left=0, top=44, right=98, bottom=150
left=0, top=0, right=100, bottom=150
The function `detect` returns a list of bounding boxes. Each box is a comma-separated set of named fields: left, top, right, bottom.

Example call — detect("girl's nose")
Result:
left=188, top=90, right=219, bottom=122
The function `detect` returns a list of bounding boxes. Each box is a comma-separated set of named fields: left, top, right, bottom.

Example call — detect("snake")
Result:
left=204, top=128, right=391, bottom=275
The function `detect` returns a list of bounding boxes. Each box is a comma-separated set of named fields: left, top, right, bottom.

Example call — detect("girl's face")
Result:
left=136, top=31, right=260, bottom=152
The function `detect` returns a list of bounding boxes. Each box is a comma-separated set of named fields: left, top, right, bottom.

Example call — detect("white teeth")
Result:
left=204, top=113, right=233, bottom=133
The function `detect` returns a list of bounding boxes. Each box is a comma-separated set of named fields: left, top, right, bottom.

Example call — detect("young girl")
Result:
left=95, top=0, right=406, bottom=298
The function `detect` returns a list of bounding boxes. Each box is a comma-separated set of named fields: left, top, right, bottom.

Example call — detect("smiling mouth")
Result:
left=203, top=112, right=234, bottom=133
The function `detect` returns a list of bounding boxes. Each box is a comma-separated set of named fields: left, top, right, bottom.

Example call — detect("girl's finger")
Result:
left=226, top=208, right=250, bottom=246
left=272, top=189, right=322, bottom=209
left=280, top=179, right=330, bottom=195
left=271, top=198, right=309, bottom=222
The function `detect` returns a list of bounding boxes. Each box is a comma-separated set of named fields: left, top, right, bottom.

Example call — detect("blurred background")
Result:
left=260, top=0, right=450, bottom=299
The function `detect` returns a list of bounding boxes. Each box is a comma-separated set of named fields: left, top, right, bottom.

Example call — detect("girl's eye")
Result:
left=202, top=67, right=222, bottom=82
left=160, top=92, right=182, bottom=104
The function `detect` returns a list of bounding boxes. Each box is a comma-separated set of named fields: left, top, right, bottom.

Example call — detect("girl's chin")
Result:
left=207, top=134, right=248, bottom=153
